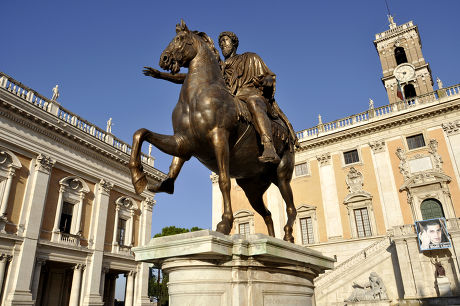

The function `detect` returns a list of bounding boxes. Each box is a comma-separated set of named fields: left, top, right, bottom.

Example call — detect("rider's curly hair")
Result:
left=218, top=31, right=239, bottom=50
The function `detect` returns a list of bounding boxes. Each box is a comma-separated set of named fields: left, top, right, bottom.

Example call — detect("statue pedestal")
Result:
left=436, top=276, right=452, bottom=296
left=133, top=230, right=334, bottom=306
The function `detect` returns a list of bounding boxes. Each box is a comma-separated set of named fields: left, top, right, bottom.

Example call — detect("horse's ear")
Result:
left=176, top=19, right=189, bottom=33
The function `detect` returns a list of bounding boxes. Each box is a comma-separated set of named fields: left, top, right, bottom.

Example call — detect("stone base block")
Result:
left=134, top=230, right=335, bottom=306
left=436, top=277, right=452, bottom=297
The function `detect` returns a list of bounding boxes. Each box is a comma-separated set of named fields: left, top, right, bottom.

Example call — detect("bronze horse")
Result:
left=129, top=21, right=297, bottom=242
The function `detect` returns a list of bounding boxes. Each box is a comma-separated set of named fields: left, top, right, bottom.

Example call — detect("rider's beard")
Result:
left=221, top=46, right=234, bottom=59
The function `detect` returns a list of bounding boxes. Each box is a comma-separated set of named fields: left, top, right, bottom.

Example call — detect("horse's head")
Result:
left=159, top=20, right=198, bottom=75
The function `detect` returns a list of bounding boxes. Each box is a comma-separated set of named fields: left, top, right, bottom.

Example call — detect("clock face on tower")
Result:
left=394, top=63, right=416, bottom=82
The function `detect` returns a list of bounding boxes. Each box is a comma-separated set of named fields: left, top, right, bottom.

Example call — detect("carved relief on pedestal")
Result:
left=316, top=153, right=331, bottom=166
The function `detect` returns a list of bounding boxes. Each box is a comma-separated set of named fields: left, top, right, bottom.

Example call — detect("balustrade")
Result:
left=296, top=82, right=460, bottom=141
left=0, top=72, right=154, bottom=167
left=59, top=232, right=80, bottom=246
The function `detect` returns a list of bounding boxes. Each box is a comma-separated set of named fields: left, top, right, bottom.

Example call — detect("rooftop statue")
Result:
left=129, top=20, right=297, bottom=242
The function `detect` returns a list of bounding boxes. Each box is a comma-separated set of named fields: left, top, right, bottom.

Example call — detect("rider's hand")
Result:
left=143, top=66, right=162, bottom=78
left=262, top=75, right=275, bottom=88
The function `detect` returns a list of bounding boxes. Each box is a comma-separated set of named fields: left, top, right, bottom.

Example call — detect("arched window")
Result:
left=421, top=199, right=444, bottom=220
left=395, top=47, right=408, bottom=65
left=404, top=84, right=417, bottom=99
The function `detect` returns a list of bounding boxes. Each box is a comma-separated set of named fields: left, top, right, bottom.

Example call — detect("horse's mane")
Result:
left=192, top=31, right=222, bottom=65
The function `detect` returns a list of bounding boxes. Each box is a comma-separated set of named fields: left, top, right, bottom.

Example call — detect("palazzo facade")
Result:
left=0, top=72, right=165, bottom=305
left=212, top=17, right=460, bottom=304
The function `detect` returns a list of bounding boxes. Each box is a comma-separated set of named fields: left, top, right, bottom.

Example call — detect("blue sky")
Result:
left=2, top=0, right=460, bottom=299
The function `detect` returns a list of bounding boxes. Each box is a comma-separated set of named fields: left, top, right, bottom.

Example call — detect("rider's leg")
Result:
left=246, top=96, right=280, bottom=163
left=148, top=156, right=186, bottom=194
left=271, top=100, right=299, bottom=148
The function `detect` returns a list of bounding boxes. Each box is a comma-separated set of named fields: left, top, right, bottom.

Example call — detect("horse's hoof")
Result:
left=283, top=233, right=294, bottom=243
left=148, top=178, right=175, bottom=194
left=216, top=221, right=232, bottom=235
left=133, top=175, right=147, bottom=194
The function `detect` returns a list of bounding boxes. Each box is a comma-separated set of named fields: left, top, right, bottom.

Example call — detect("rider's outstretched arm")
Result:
left=143, top=67, right=186, bottom=84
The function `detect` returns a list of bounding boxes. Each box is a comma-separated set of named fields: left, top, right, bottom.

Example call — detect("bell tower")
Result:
left=374, top=16, right=434, bottom=104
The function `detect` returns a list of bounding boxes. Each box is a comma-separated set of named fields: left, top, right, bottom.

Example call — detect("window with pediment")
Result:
left=233, top=210, right=254, bottom=237
left=0, top=149, right=21, bottom=232
left=0, top=147, right=22, bottom=232
left=112, top=196, right=138, bottom=253
left=344, top=167, right=377, bottom=238
left=296, top=205, right=318, bottom=245
left=51, top=176, right=89, bottom=245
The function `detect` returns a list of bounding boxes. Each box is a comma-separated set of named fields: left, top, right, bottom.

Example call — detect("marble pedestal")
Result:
left=134, top=230, right=334, bottom=306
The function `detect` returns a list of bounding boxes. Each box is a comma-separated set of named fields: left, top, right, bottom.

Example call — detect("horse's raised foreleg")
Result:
left=274, top=152, right=296, bottom=243
left=236, top=178, right=275, bottom=237
left=129, top=128, right=190, bottom=194
left=148, top=156, right=185, bottom=194
left=211, top=129, right=233, bottom=235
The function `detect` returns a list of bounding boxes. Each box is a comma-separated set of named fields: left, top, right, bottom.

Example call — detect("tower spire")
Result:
left=384, top=0, right=397, bottom=29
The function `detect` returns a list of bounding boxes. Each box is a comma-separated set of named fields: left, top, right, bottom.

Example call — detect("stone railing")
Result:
left=0, top=72, right=154, bottom=167
left=59, top=232, right=81, bottom=247
left=296, top=84, right=460, bottom=142
left=375, top=21, right=414, bottom=40
left=315, top=235, right=392, bottom=288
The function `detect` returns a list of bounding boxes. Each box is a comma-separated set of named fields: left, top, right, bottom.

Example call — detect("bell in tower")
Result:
left=374, top=15, right=434, bottom=104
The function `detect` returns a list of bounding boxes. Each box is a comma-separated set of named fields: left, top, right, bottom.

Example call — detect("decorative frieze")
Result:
left=395, top=148, right=410, bottom=180
left=316, top=153, right=331, bottom=166
left=442, top=120, right=460, bottom=136
left=34, top=153, right=55, bottom=173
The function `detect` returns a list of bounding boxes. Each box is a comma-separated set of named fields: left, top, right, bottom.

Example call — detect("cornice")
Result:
left=296, top=99, right=460, bottom=152
left=0, top=95, right=166, bottom=182
left=374, top=23, right=417, bottom=45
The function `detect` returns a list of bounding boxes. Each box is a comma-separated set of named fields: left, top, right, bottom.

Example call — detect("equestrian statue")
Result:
left=129, top=20, right=298, bottom=242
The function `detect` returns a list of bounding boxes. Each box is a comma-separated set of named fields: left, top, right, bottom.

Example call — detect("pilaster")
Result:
left=316, top=153, right=343, bottom=239
left=5, top=154, right=54, bottom=306
left=83, top=179, right=113, bottom=306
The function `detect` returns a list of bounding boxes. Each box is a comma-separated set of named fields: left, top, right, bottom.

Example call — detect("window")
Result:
left=395, top=47, right=408, bottom=65
left=354, top=208, right=372, bottom=238
left=407, top=134, right=425, bottom=150
left=421, top=199, right=444, bottom=220
left=404, top=84, right=416, bottom=100
left=300, top=217, right=314, bottom=245
left=344, top=150, right=359, bottom=165
left=295, top=162, right=309, bottom=177
left=117, top=218, right=127, bottom=246
left=59, top=202, right=73, bottom=234
left=239, top=222, right=250, bottom=237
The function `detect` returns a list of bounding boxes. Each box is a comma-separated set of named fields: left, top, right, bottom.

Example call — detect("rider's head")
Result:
left=219, top=31, right=238, bottom=59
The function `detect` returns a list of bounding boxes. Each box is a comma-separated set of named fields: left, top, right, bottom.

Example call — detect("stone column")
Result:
left=82, top=179, right=113, bottom=306
left=108, top=275, right=118, bottom=306
left=100, top=267, right=109, bottom=297
left=392, top=225, right=418, bottom=299
left=69, top=264, right=85, bottom=306
left=112, top=206, right=119, bottom=251
left=442, top=121, right=460, bottom=190
left=51, top=186, right=66, bottom=242
left=0, top=254, right=11, bottom=295
left=316, top=153, right=343, bottom=239
left=124, top=271, right=135, bottom=306
left=5, top=154, right=54, bottom=306
left=266, top=184, right=286, bottom=238
left=73, top=193, right=84, bottom=235
left=31, top=258, right=46, bottom=300
left=0, top=169, right=15, bottom=216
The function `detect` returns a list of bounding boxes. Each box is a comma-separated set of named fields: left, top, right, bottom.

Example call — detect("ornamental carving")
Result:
left=98, top=179, right=113, bottom=194
left=0, top=152, right=11, bottom=165
left=35, top=154, right=55, bottom=173
left=344, top=167, right=372, bottom=204
left=115, top=196, right=138, bottom=211
left=316, top=153, right=331, bottom=166
left=428, top=139, right=443, bottom=172
left=210, top=173, right=219, bottom=184
left=142, top=197, right=156, bottom=211
left=442, top=120, right=460, bottom=136
left=369, top=141, right=386, bottom=154
left=395, top=147, right=409, bottom=179
left=345, top=272, right=388, bottom=302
